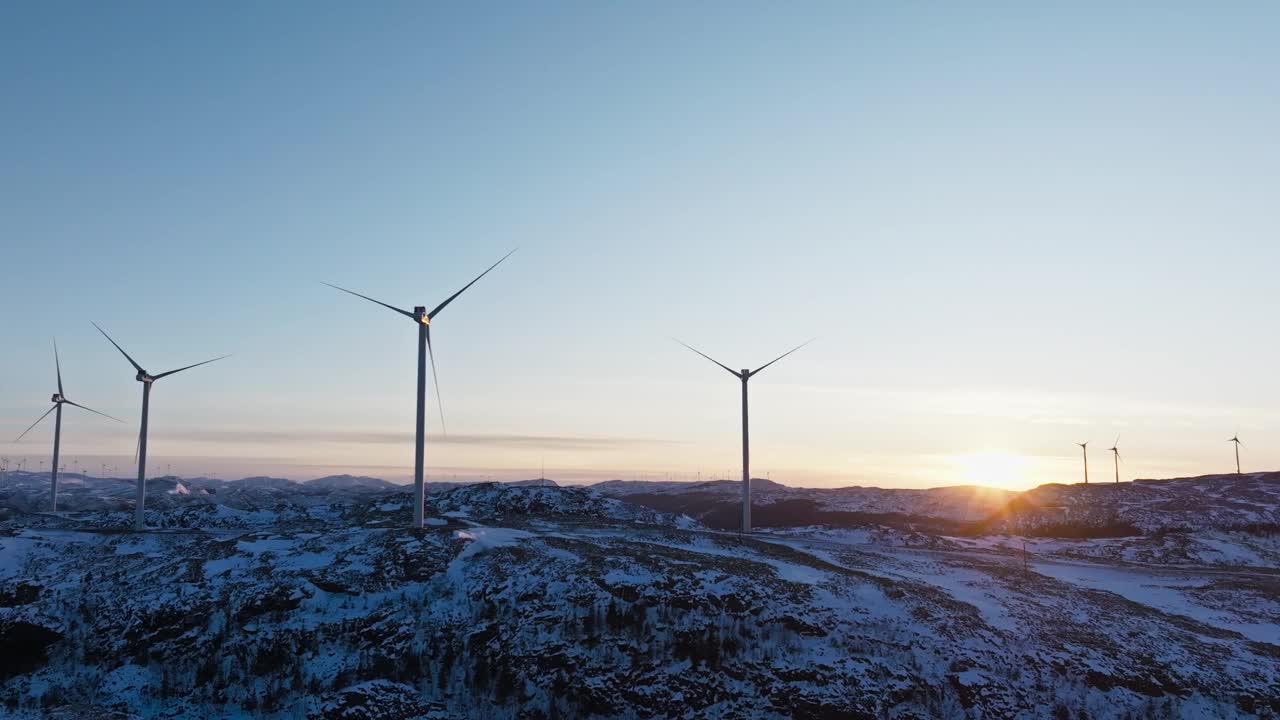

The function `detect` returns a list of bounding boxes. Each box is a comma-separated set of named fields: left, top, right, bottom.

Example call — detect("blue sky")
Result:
left=2, top=2, right=1278, bottom=488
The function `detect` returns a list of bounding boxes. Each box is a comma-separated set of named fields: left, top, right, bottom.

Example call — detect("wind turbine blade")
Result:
left=322, top=282, right=415, bottom=319
left=673, top=339, right=741, bottom=378
left=91, top=322, right=145, bottom=375
left=426, top=326, right=446, bottom=436
left=153, top=355, right=231, bottom=380
left=427, top=249, right=517, bottom=320
left=134, top=428, right=141, bottom=466
left=14, top=405, right=57, bottom=443
left=54, top=339, right=63, bottom=396
left=63, top=400, right=124, bottom=423
left=749, top=338, right=815, bottom=377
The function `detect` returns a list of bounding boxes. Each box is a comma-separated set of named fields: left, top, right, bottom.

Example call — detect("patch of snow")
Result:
left=453, top=527, right=534, bottom=560
left=1034, top=560, right=1280, bottom=644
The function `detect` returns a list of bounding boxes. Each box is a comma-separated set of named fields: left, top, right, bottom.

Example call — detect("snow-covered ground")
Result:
left=0, top=474, right=1277, bottom=718
left=1031, top=561, right=1279, bottom=645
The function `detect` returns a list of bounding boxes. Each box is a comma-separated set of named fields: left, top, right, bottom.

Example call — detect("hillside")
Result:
left=594, top=478, right=1014, bottom=532
left=999, top=472, right=1280, bottom=534
left=596, top=474, right=1280, bottom=537
left=0, top=474, right=1277, bottom=718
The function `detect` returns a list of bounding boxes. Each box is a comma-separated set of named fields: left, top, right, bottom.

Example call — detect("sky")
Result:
left=2, top=2, right=1278, bottom=490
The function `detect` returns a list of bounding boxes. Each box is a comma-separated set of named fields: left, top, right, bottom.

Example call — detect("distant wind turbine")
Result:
left=13, top=340, right=121, bottom=511
left=1107, top=436, right=1121, bottom=483
left=1229, top=433, right=1243, bottom=475
left=675, top=338, right=813, bottom=533
left=93, top=322, right=229, bottom=531
left=325, top=249, right=516, bottom=529
left=1076, top=441, right=1089, bottom=484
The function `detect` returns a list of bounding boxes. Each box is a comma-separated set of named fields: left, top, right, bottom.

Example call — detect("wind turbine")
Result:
left=325, top=249, right=516, bottom=530
left=1107, top=436, right=1121, bottom=483
left=13, top=340, right=122, bottom=511
left=1229, top=433, right=1243, bottom=475
left=92, top=322, right=228, bottom=531
left=675, top=338, right=813, bottom=533
left=1076, top=441, right=1089, bottom=484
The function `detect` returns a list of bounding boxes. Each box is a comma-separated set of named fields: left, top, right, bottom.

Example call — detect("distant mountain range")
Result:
left=3, top=471, right=1277, bottom=537
left=0, top=472, right=553, bottom=516
left=594, top=473, right=1280, bottom=536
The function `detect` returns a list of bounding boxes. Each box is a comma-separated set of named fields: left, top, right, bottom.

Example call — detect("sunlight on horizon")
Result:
left=951, top=450, right=1035, bottom=491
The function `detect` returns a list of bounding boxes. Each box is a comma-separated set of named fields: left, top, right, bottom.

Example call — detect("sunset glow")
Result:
left=952, top=451, right=1032, bottom=491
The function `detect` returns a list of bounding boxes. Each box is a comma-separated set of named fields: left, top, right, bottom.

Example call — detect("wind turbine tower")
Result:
left=93, top=323, right=228, bottom=531
left=1076, top=441, right=1089, bottom=484
left=325, top=249, right=515, bottom=530
left=676, top=338, right=812, bottom=533
left=1229, top=434, right=1243, bottom=475
left=1107, top=436, right=1121, bottom=483
left=14, top=341, right=121, bottom=510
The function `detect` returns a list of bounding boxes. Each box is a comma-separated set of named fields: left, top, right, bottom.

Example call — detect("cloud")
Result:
left=154, top=429, right=682, bottom=451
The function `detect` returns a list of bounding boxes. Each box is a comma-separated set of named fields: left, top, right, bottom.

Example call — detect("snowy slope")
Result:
left=997, top=472, right=1280, bottom=534
left=595, top=478, right=1017, bottom=531
left=1, top=474, right=1278, bottom=718
left=0, top=472, right=559, bottom=516
left=0, top=479, right=1277, bottom=719
left=596, top=474, right=1280, bottom=536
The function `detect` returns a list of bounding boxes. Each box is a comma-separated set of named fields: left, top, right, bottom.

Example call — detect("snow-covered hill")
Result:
left=594, top=478, right=1018, bottom=531
left=304, top=475, right=400, bottom=493
left=3, top=497, right=1277, bottom=718
left=1, top=474, right=1277, bottom=718
left=995, top=472, right=1280, bottom=534
left=596, top=474, right=1280, bottom=536
left=422, top=482, right=692, bottom=528
left=0, top=472, right=560, bottom=516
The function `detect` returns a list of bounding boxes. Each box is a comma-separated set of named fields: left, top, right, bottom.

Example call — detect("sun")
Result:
left=953, top=451, right=1029, bottom=490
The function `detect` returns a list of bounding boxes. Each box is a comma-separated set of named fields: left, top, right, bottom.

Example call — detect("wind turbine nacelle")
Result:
left=137, top=371, right=154, bottom=383
left=414, top=306, right=429, bottom=324
left=51, top=393, right=64, bottom=404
